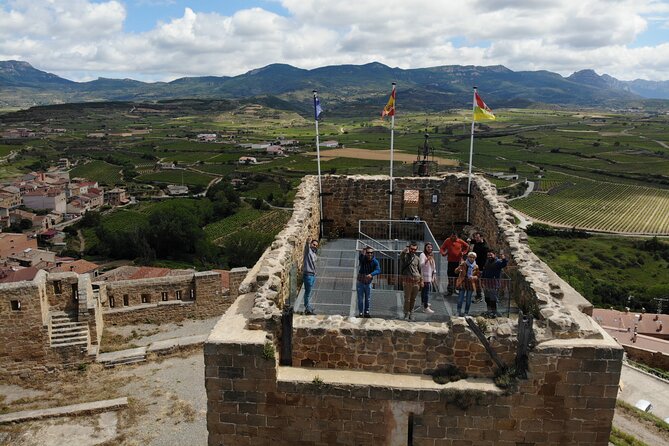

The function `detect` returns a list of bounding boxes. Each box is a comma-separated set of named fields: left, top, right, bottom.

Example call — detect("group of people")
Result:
left=301, top=231, right=508, bottom=320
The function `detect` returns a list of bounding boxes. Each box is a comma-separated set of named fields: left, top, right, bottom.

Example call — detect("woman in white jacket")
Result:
left=418, top=242, right=436, bottom=313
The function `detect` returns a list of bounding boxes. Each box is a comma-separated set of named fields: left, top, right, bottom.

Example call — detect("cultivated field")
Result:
left=514, top=180, right=669, bottom=235
left=308, top=147, right=458, bottom=165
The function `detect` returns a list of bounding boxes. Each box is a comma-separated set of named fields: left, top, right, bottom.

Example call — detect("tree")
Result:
left=80, top=211, right=101, bottom=228
left=148, top=207, right=207, bottom=258
left=19, top=218, right=33, bottom=230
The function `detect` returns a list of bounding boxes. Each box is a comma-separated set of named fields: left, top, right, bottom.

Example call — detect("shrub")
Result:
left=432, top=364, right=468, bottom=385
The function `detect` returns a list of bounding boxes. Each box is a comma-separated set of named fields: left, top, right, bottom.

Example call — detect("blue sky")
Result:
left=1, top=0, right=669, bottom=82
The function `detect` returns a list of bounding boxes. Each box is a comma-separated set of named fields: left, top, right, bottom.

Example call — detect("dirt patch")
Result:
left=305, top=147, right=458, bottom=166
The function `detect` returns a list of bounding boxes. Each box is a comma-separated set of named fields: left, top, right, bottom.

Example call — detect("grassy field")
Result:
left=136, top=169, right=215, bottom=187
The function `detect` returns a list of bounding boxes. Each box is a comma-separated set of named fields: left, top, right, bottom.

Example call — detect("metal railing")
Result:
left=356, top=219, right=515, bottom=317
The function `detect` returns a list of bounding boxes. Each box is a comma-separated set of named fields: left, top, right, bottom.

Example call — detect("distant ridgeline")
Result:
left=2, top=60, right=669, bottom=112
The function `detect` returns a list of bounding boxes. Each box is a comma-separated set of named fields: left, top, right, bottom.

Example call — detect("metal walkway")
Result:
left=293, top=239, right=495, bottom=321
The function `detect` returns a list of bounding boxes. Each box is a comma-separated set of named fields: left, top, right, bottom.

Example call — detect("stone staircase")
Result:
left=49, top=311, right=89, bottom=349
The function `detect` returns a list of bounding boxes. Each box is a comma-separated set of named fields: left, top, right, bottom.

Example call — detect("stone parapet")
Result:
left=247, top=176, right=320, bottom=329
left=291, top=315, right=516, bottom=377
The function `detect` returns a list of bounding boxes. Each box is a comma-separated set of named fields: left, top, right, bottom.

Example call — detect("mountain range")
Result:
left=2, top=60, right=669, bottom=114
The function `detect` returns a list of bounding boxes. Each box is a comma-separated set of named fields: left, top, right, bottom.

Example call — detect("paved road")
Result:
left=618, top=363, right=669, bottom=421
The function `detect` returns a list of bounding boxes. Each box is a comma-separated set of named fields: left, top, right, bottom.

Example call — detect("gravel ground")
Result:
left=104, top=317, right=220, bottom=347
left=0, top=318, right=212, bottom=446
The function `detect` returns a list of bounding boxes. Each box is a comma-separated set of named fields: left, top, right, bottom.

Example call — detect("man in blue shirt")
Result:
left=356, top=247, right=381, bottom=318
left=302, top=238, right=319, bottom=315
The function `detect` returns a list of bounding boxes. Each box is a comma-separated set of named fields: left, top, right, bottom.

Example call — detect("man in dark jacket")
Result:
left=481, top=251, right=508, bottom=318
left=356, top=247, right=381, bottom=318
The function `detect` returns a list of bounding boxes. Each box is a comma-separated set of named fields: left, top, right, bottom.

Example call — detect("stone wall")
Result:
left=46, top=273, right=80, bottom=314
left=101, top=271, right=232, bottom=326
left=0, top=271, right=51, bottom=377
left=206, top=294, right=623, bottom=446
left=249, top=176, right=321, bottom=326
left=206, top=174, right=624, bottom=446
left=291, top=317, right=516, bottom=377
left=0, top=271, right=94, bottom=378
left=320, top=175, right=469, bottom=238
left=623, top=344, right=669, bottom=371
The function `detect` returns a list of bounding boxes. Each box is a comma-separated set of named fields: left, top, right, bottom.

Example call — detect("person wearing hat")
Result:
left=454, top=251, right=480, bottom=317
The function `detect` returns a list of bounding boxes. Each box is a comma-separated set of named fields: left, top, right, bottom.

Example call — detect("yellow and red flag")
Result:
left=381, top=85, right=396, bottom=118
left=473, top=91, right=495, bottom=121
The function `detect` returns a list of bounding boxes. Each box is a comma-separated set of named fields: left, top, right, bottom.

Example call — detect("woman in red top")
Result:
left=439, top=232, right=469, bottom=296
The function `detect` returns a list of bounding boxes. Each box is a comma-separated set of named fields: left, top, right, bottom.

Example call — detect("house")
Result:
left=0, top=266, right=40, bottom=284
left=157, top=161, right=176, bottom=170
left=9, top=209, right=53, bottom=230
left=22, top=189, right=67, bottom=214
left=278, top=139, right=299, bottom=146
left=0, top=233, right=38, bottom=259
left=266, top=145, right=284, bottom=156
left=0, top=188, right=21, bottom=209
left=321, top=140, right=339, bottom=148
left=197, top=133, right=217, bottom=142
left=491, top=172, right=520, bottom=181
left=7, top=247, right=56, bottom=267
left=105, top=188, right=129, bottom=206
left=166, top=185, right=189, bottom=195
left=238, top=157, right=258, bottom=165
left=51, top=259, right=100, bottom=277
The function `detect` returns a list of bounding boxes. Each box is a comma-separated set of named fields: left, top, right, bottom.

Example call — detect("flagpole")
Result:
left=313, top=90, right=324, bottom=238
left=466, top=86, right=477, bottom=223
left=388, top=82, right=396, bottom=239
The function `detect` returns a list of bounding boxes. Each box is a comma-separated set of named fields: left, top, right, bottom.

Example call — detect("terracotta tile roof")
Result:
left=53, top=259, right=99, bottom=274
left=0, top=266, right=39, bottom=283
left=593, top=308, right=669, bottom=338
left=128, top=266, right=172, bottom=280
left=602, top=327, right=669, bottom=355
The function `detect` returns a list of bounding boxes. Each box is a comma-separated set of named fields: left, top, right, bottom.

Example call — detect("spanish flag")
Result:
left=473, top=91, right=495, bottom=121
left=381, top=84, right=396, bottom=118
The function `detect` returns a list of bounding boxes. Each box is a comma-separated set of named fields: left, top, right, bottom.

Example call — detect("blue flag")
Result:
left=314, top=95, right=323, bottom=121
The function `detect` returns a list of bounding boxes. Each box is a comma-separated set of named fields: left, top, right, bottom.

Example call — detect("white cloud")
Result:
left=0, top=0, right=668, bottom=81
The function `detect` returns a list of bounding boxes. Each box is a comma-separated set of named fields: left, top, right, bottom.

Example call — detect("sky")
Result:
left=2, top=0, right=669, bottom=83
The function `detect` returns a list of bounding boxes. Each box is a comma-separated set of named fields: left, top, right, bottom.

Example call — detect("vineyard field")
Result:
left=512, top=180, right=669, bottom=234
left=70, top=160, right=122, bottom=185
left=204, top=208, right=290, bottom=242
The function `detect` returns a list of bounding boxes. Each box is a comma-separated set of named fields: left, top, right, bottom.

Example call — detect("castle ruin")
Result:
left=205, top=174, right=622, bottom=446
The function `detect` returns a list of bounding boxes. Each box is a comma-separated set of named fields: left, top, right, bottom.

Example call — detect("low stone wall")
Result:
left=100, top=271, right=233, bottom=326
left=624, top=344, right=669, bottom=371
left=292, top=317, right=516, bottom=377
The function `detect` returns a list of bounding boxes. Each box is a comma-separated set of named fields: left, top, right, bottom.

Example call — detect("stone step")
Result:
left=103, top=356, right=146, bottom=368
left=50, top=338, right=89, bottom=348
left=51, top=323, right=88, bottom=332
left=51, top=330, right=88, bottom=341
